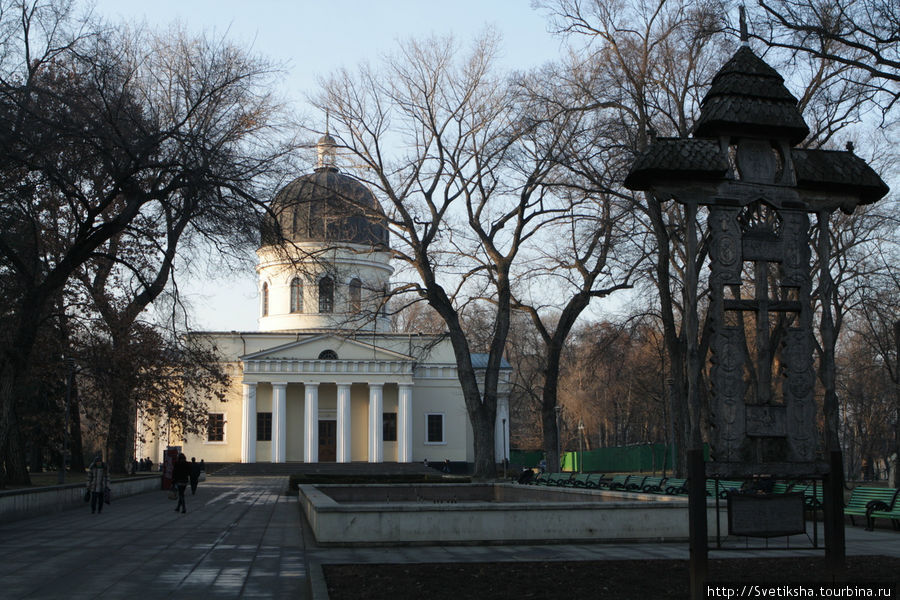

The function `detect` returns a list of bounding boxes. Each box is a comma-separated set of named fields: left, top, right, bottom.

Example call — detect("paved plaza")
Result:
left=2, top=475, right=898, bottom=599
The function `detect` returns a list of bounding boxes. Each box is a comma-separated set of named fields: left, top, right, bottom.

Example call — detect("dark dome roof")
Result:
left=693, top=46, right=809, bottom=144
left=262, top=167, right=389, bottom=248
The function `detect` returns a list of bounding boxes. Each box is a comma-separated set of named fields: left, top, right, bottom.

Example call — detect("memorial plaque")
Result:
left=728, top=493, right=805, bottom=537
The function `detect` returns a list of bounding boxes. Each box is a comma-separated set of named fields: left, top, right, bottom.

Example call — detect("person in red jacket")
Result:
left=172, top=453, right=191, bottom=514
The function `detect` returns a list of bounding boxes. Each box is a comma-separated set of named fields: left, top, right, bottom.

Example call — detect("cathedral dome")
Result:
left=262, top=135, right=389, bottom=248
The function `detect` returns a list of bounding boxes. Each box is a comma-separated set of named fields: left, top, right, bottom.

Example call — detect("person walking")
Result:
left=189, top=457, right=201, bottom=495
left=86, top=454, right=109, bottom=515
left=172, top=453, right=190, bottom=514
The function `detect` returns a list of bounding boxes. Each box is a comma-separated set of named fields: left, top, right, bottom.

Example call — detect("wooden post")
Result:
left=683, top=202, right=707, bottom=600
left=688, top=449, right=708, bottom=600
left=824, top=450, right=846, bottom=571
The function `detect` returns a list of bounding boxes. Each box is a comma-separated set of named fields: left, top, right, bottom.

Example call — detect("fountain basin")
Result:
left=299, top=483, right=724, bottom=545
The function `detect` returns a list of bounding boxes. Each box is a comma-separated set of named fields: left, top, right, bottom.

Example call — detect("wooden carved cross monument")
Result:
left=625, top=23, right=888, bottom=600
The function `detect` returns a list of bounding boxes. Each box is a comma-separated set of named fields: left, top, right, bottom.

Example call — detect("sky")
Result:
left=90, top=0, right=569, bottom=331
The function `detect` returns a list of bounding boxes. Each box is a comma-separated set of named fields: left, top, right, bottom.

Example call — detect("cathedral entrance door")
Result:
left=318, top=420, right=337, bottom=462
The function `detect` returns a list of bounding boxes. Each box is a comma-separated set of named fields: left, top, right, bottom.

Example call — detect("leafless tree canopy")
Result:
left=0, top=0, right=293, bottom=484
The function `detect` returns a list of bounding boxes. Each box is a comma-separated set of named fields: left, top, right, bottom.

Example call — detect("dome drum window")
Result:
left=349, top=278, right=362, bottom=313
left=319, top=276, right=334, bottom=313
left=290, top=278, right=304, bottom=313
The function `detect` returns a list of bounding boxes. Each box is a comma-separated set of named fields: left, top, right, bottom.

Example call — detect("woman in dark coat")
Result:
left=172, top=453, right=191, bottom=514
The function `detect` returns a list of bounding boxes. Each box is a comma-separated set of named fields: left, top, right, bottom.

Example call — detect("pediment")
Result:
left=240, top=334, right=414, bottom=362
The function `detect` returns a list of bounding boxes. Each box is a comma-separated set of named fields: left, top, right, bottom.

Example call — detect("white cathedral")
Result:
left=138, top=136, right=511, bottom=467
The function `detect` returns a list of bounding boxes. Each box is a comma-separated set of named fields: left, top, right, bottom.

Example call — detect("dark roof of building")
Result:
left=792, top=149, right=890, bottom=206
left=623, top=138, right=728, bottom=190
left=262, top=167, right=389, bottom=248
left=693, top=46, right=809, bottom=144
left=470, top=353, right=512, bottom=370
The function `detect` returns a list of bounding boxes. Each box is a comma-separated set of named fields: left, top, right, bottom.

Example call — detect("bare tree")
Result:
left=507, top=61, right=645, bottom=470
left=539, top=0, right=731, bottom=474
left=0, top=0, right=290, bottom=485
left=749, top=0, right=900, bottom=113
left=314, top=32, right=582, bottom=478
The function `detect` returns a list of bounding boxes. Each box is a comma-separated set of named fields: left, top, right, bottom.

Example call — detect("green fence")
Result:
left=509, top=450, right=544, bottom=468
left=561, top=444, right=675, bottom=472
left=512, top=444, right=710, bottom=472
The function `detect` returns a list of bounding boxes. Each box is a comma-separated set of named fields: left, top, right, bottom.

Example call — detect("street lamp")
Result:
left=501, top=417, right=507, bottom=479
left=554, top=405, right=562, bottom=472
left=578, top=421, right=585, bottom=473
left=666, top=378, right=676, bottom=478
left=58, top=357, right=75, bottom=484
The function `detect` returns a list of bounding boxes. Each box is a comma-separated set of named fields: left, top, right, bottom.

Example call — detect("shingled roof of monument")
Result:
left=792, top=149, right=890, bottom=206
left=693, top=46, right=809, bottom=144
left=623, top=138, right=728, bottom=191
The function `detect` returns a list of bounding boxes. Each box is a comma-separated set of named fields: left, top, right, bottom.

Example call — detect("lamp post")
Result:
left=501, top=417, right=507, bottom=479
left=58, top=357, right=75, bottom=484
left=578, top=421, right=585, bottom=473
left=666, top=378, right=675, bottom=478
left=554, top=405, right=562, bottom=472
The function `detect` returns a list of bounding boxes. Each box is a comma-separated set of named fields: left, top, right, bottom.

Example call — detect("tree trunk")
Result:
left=818, top=212, right=840, bottom=452
left=0, top=327, right=39, bottom=486
left=542, top=402, right=561, bottom=473
left=892, top=320, right=900, bottom=488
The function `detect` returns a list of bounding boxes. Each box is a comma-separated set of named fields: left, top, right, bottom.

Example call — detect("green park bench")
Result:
left=529, top=472, right=550, bottom=486
left=546, top=472, right=573, bottom=487
left=868, top=490, right=900, bottom=530
left=705, top=479, right=743, bottom=498
left=569, top=473, right=603, bottom=488
left=844, top=486, right=900, bottom=530
left=603, top=474, right=630, bottom=490
left=772, top=481, right=794, bottom=495
left=639, top=476, right=667, bottom=493
left=623, top=475, right=649, bottom=491
left=790, top=482, right=825, bottom=509
left=663, top=478, right=688, bottom=495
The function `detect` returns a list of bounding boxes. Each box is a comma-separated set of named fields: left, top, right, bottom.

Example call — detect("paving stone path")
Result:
left=0, top=476, right=307, bottom=599
left=4, top=474, right=898, bottom=600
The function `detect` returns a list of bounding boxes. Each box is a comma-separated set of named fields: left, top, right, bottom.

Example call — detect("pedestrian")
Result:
left=131, top=458, right=139, bottom=475
left=189, top=457, right=201, bottom=495
left=172, top=453, right=190, bottom=514
left=146, top=457, right=153, bottom=472
left=199, top=459, right=205, bottom=474
left=86, top=454, right=109, bottom=515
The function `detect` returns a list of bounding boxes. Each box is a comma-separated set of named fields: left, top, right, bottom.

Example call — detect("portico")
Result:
left=239, top=345, right=417, bottom=463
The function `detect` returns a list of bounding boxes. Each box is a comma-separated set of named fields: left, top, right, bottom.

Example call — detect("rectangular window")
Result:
left=207, top=413, right=225, bottom=442
left=383, top=413, right=397, bottom=442
left=257, top=412, right=272, bottom=442
left=426, top=413, right=444, bottom=444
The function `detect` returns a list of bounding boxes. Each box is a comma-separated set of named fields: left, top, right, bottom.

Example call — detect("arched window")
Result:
left=318, top=276, right=334, bottom=313
left=261, top=282, right=269, bottom=317
left=318, top=349, right=338, bottom=360
left=290, top=278, right=303, bottom=313
left=349, top=278, right=362, bottom=313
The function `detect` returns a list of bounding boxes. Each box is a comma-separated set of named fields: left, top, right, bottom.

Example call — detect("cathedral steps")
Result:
left=205, top=461, right=442, bottom=477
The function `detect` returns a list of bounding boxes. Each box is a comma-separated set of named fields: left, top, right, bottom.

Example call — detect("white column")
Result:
left=398, top=383, right=413, bottom=463
left=368, top=383, right=383, bottom=463
left=304, top=382, right=319, bottom=463
left=271, top=382, right=286, bottom=463
left=495, top=395, right=510, bottom=463
left=336, top=383, right=352, bottom=463
left=241, top=382, right=257, bottom=463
